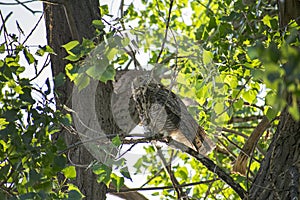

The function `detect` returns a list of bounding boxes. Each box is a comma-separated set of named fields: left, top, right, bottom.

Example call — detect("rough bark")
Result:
left=247, top=96, right=300, bottom=199
left=43, top=1, right=107, bottom=199
left=43, top=2, right=148, bottom=199
left=278, top=0, right=300, bottom=28
left=247, top=2, right=300, bottom=199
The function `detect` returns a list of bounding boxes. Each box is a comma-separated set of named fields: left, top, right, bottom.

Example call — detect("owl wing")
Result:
left=151, top=83, right=215, bottom=155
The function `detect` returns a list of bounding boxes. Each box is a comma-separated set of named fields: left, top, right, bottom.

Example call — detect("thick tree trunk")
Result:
left=43, top=2, right=148, bottom=199
left=43, top=1, right=108, bottom=199
left=248, top=2, right=300, bottom=199
left=248, top=96, right=300, bottom=199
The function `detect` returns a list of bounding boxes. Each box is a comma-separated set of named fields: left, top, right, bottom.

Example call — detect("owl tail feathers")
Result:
left=195, top=127, right=216, bottom=156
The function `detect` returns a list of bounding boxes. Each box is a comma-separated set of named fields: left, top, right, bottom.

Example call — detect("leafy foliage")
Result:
left=0, top=22, right=82, bottom=199
left=1, top=0, right=300, bottom=199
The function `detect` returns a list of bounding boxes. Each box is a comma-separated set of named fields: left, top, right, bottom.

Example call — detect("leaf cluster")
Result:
left=0, top=23, right=82, bottom=199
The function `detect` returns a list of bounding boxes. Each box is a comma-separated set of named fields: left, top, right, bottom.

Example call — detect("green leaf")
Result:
left=106, top=48, right=118, bottom=60
left=288, top=97, right=300, bottom=120
left=0, top=118, right=9, bottom=130
left=14, top=85, right=24, bottom=94
left=65, top=63, right=78, bottom=81
left=133, top=158, right=143, bottom=172
left=99, top=65, right=115, bottom=83
left=112, top=135, right=121, bottom=147
left=175, top=166, right=188, bottom=180
left=93, top=164, right=112, bottom=185
left=208, top=17, right=217, bottom=30
left=67, top=184, right=85, bottom=199
left=23, top=48, right=35, bottom=64
left=62, top=166, right=76, bottom=179
left=92, top=20, right=105, bottom=30
left=234, top=99, right=244, bottom=110
left=111, top=173, right=124, bottom=192
left=0, top=43, right=5, bottom=53
left=120, top=167, right=132, bottom=181
left=242, top=90, right=256, bottom=104
left=36, top=45, right=55, bottom=56
left=214, top=102, right=224, bottom=115
left=29, top=169, right=42, bottom=184
left=74, top=74, right=90, bottom=91
left=0, top=140, right=8, bottom=151
left=262, top=15, right=272, bottom=28
left=85, top=56, right=109, bottom=79
left=100, top=4, right=109, bottom=15
left=53, top=155, right=66, bottom=171
left=3, top=109, right=18, bottom=122
left=68, top=190, right=84, bottom=200
left=203, top=50, right=213, bottom=65
left=265, top=107, right=277, bottom=121
left=65, top=54, right=81, bottom=62
left=60, top=113, right=72, bottom=126
left=62, top=40, right=80, bottom=53
left=224, top=74, right=238, bottom=89
left=34, top=180, right=52, bottom=192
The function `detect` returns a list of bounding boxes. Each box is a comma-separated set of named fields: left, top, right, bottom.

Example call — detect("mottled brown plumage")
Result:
left=130, top=76, right=215, bottom=155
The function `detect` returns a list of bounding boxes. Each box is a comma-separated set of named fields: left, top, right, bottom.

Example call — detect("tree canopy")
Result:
left=0, top=0, right=299, bottom=199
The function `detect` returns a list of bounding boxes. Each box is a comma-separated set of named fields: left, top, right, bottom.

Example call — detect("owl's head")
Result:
left=131, top=74, right=153, bottom=90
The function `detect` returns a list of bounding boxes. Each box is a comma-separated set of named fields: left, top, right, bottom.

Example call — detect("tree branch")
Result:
left=156, top=147, right=188, bottom=199
left=156, top=0, right=174, bottom=63
left=228, top=115, right=264, bottom=123
left=232, top=116, right=270, bottom=175
left=59, top=123, right=245, bottom=197
left=170, top=140, right=247, bottom=198
left=108, top=179, right=218, bottom=193
left=109, top=183, right=149, bottom=200
left=22, top=12, right=44, bottom=45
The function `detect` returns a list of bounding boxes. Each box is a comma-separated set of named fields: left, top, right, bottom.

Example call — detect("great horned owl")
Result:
left=130, top=75, right=215, bottom=155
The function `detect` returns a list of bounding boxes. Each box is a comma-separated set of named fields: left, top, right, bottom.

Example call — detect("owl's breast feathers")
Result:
left=130, top=80, right=215, bottom=155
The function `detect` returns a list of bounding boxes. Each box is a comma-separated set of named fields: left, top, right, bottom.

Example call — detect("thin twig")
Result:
left=140, top=167, right=165, bottom=188
left=221, top=127, right=248, bottom=138
left=195, top=0, right=214, bottom=14
left=228, top=115, right=264, bottom=123
left=156, top=0, right=174, bottom=63
left=15, top=0, right=41, bottom=14
left=156, top=147, right=188, bottom=199
left=217, top=139, right=237, bottom=160
left=30, top=54, right=51, bottom=81
left=0, top=0, right=36, bottom=5
left=0, top=11, right=12, bottom=54
left=115, top=143, right=137, bottom=159
left=22, top=12, right=44, bottom=45
left=108, top=179, right=218, bottom=193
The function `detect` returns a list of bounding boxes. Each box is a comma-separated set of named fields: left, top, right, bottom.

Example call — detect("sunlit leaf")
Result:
left=203, top=50, right=213, bottom=65
left=23, top=48, right=35, bottom=64
left=112, top=135, right=121, bottom=147
left=62, top=166, right=76, bottom=179
left=62, top=40, right=80, bottom=54
left=111, top=173, right=124, bottom=192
